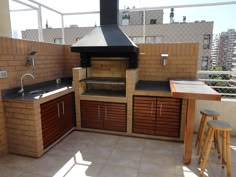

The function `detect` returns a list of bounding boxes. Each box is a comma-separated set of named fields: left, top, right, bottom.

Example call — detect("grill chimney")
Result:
left=170, top=8, right=174, bottom=24
left=100, top=0, right=118, bottom=26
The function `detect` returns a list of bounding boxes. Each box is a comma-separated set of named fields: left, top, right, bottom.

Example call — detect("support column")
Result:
left=0, top=0, right=12, bottom=37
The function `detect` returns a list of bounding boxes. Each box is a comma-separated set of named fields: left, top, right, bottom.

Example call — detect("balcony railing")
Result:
left=198, top=71, right=236, bottom=98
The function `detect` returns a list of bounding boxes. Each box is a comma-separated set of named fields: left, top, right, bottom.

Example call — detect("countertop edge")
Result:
left=3, top=87, right=74, bottom=104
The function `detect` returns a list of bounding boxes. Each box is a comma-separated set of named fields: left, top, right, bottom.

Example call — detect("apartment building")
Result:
left=211, top=34, right=220, bottom=68
left=217, top=29, right=236, bottom=71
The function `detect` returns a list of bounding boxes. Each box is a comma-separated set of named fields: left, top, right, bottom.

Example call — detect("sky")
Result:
left=9, top=0, right=236, bottom=38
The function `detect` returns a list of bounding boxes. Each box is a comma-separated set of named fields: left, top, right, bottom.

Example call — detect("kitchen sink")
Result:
left=28, top=90, right=47, bottom=95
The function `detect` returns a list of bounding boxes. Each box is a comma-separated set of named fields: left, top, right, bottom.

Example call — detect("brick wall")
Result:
left=0, top=37, right=80, bottom=156
left=4, top=100, right=43, bottom=157
left=64, top=45, right=80, bottom=77
left=138, top=43, right=199, bottom=80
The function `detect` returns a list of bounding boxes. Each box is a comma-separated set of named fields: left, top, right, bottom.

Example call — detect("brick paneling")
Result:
left=4, top=100, right=43, bottom=157
left=137, top=43, right=198, bottom=80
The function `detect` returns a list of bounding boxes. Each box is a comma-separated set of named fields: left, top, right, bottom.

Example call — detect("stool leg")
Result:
left=198, top=126, right=211, bottom=164
left=226, top=131, right=231, bottom=177
left=222, top=131, right=226, bottom=169
left=196, top=115, right=207, bottom=155
left=200, top=128, right=214, bottom=176
left=195, top=115, right=205, bottom=147
left=214, top=129, right=221, bottom=159
left=213, top=116, right=221, bottom=158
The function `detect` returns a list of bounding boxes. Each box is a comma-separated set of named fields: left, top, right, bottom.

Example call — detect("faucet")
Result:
left=18, top=73, right=35, bottom=96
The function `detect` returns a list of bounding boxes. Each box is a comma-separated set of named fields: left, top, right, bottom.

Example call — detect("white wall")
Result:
left=195, top=99, right=236, bottom=136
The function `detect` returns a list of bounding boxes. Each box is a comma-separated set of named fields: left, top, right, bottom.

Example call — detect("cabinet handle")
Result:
left=61, top=101, right=64, bottom=115
left=150, top=101, right=153, bottom=116
left=98, top=105, right=100, bottom=119
left=105, top=106, right=107, bottom=120
left=57, top=103, right=60, bottom=118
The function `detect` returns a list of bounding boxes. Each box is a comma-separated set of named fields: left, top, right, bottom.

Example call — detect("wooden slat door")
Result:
left=103, top=103, right=126, bottom=132
left=59, top=93, right=75, bottom=134
left=80, top=100, right=103, bottom=129
left=133, top=96, right=156, bottom=135
left=156, top=97, right=181, bottom=137
left=41, top=98, right=61, bottom=148
left=41, top=93, right=75, bottom=148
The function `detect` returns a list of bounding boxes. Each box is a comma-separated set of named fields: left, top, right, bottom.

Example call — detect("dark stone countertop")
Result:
left=2, top=77, right=73, bottom=100
left=135, top=80, right=170, bottom=92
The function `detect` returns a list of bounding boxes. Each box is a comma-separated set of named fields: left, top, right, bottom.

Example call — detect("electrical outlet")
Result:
left=0, top=71, right=8, bottom=78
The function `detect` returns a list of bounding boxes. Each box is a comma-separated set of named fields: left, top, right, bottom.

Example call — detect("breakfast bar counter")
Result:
left=170, top=80, right=221, bottom=164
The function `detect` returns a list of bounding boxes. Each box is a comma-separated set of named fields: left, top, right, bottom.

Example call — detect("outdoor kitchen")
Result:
left=0, top=0, right=236, bottom=177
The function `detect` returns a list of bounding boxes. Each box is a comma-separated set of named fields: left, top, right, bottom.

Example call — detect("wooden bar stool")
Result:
left=195, top=109, right=220, bottom=155
left=198, top=120, right=232, bottom=177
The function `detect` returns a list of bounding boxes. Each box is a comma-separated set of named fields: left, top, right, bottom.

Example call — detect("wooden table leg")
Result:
left=184, top=99, right=196, bottom=164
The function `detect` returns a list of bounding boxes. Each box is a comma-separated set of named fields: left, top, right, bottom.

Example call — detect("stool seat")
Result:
left=208, top=120, right=232, bottom=131
left=200, top=109, right=220, bottom=117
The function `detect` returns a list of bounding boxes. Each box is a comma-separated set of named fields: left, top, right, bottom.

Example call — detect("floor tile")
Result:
left=0, top=165, right=23, bottom=177
left=107, top=148, right=142, bottom=169
left=0, top=154, right=35, bottom=170
left=0, top=131, right=235, bottom=177
left=114, top=136, right=146, bottom=152
left=97, top=164, right=138, bottom=177
left=18, top=173, right=50, bottom=177
left=137, top=172, right=164, bottom=177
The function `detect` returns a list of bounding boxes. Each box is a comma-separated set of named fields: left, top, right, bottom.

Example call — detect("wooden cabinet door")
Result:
left=41, top=97, right=62, bottom=148
left=156, top=97, right=181, bottom=137
left=103, top=103, right=126, bottom=132
left=80, top=100, right=103, bottom=129
left=41, top=93, right=75, bottom=149
left=58, top=93, right=75, bottom=134
left=133, top=96, right=156, bottom=135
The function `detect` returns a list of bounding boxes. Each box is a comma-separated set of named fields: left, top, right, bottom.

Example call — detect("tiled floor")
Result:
left=0, top=131, right=235, bottom=177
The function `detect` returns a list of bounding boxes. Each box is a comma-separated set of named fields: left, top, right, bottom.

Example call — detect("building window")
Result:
left=203, top=34, right=210, bottom=49
left=201, top=56, right=209, bottom=70
left=150, top=19, right=157, bottom=24
left=54, top=38, right=63, bottom=44
left=130, top=37, right=144, bottom=43
left=145, top=36, right=162, bottom=43
left=122, top=11, right=130, bottom=25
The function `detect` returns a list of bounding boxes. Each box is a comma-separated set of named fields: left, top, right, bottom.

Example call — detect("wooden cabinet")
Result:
left=133, top=96, right=181, bottom=138
left=133, top=96, right=156, bottom=135
left=80, top=101, right=103, bottom=129
left=81, top=100, right=126, bottom=132
left=41, top=93, right=75, bottom=148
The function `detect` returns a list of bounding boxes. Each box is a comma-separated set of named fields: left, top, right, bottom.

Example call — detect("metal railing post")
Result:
left=61, top=14, right=65, bottom=44
left=142, top=10, right=146, bottom=43
left=37, top=5, right=43, bottom=42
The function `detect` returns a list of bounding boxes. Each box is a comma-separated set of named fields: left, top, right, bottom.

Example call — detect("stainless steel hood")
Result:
left=71, top=25, right=138, bottom=53
left=70, top=0, right=139, bottom=69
